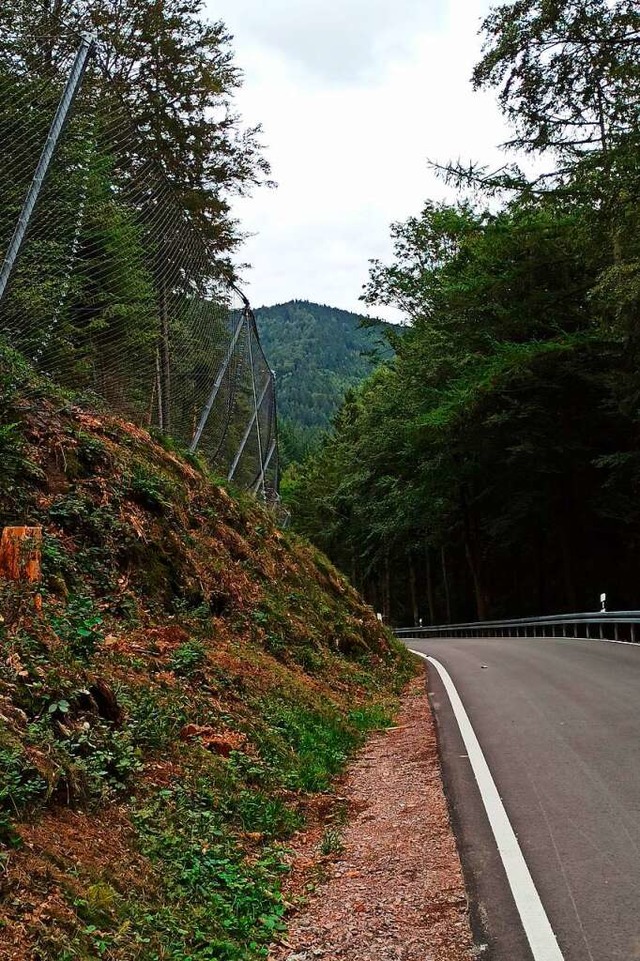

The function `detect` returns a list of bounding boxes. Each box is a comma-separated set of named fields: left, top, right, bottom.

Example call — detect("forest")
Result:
left=255, top=300, right=392, bottom=465
left=0, top=0, right=276, bottom=483
left=286, top=0, right=640, bottom=625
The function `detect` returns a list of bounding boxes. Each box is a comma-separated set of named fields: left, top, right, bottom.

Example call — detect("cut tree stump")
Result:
left=0, top=527, right=43, bottom=583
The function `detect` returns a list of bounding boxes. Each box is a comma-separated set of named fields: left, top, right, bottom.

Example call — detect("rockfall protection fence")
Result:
left=0, top=33, right=278, bottom=497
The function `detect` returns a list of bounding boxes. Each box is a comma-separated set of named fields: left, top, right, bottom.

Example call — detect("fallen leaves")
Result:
left=269, top=679, right=475, bottom=961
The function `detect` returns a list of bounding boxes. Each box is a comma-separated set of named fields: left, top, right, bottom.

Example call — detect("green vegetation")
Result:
left=254, top=301, right=393, bottom=464
left=0, top=1, right=275, bottom=478
left=0, top=348, right=414, bottom=958
left=287, top=0, right=640, bottom=624
left=0, top=0, right=270, bottom=255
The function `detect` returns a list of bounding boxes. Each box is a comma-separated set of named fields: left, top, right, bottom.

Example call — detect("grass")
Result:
left=130, top=781, right=289, bottom=959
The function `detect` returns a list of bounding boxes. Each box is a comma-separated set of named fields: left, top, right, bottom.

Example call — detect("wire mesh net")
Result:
left=0, top=33, right=278, bottom=498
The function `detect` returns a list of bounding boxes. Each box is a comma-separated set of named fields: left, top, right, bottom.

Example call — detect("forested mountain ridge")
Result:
left=254, top=300, right=394, bottom=463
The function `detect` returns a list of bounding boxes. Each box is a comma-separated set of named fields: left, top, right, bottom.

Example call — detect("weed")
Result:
left=125, top=463, right=175, bottom=513
left=63, top=723, right=142, bottom=802
left=170, top=639, right=207, bottom=677
left=319, top=828, right=344, bottom=856
left=296, top=645, right=323, bottom=673
left=0, top=745, right=48, bottom=817
left=47, top=698, right=71, bottom=716
left=263, top=632, right=286, bottom=657
left=116, top=684, right=189, bottom=750
left=41, top=535, right=78, bottom=587
left=255, top=701, right=361, bottom=792
left=75, top=433, right=111, bottom=471
left=223, top=790, right=302, bottom=838
left=348, top=704, right=393, bottom=731
left=132, top=782, right=287, bottom=957
left=227, top=750, right=268, bottom=787
left=49, top=595, right=104, bottom=657
left=74, top=881, right=121, bottom=927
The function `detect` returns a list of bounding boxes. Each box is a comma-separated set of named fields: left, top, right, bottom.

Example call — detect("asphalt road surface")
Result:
left=404, top=635, right=640, bottom=961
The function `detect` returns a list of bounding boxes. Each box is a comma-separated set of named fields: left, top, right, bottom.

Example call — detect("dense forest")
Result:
left=254, top=301, right=392, bottom=464
left=0, top=0, right=279, bottom=483
left=286, top=0, right=640, bottom=625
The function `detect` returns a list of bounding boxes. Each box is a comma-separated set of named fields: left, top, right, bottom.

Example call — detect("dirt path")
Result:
left=270, top=674, right=475, bottom=961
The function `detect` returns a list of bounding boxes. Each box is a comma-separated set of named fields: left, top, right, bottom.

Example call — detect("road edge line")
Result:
left=411, top=650, right=565, bottom=961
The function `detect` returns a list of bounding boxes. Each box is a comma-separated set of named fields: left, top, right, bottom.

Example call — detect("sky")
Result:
left=205, top=0, right=510, bottom=321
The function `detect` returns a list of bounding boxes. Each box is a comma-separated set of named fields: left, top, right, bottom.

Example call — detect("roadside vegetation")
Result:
left=0, top=349, right=415, bottom=960
left=286, top=0, right=640, bottom=624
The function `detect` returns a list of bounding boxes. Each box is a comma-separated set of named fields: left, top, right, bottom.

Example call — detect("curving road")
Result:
left=404, top=635, right=640, bottom=961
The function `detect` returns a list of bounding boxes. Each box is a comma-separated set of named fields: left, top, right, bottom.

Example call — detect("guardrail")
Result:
left=394, top=610, right=640, bottom=644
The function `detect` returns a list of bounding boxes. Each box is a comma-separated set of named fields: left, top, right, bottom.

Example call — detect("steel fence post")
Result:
left=190, top=309, right=246, bottom=452
left=0, top=35, right=93, bottom=305
left=246, top=320, right=266, bottom=497
left=228, top=376, right=271, bottom=481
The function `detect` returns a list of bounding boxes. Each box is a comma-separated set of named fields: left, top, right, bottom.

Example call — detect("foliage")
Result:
left=131, top=782, right=288, bottom=959
left=287, top=2, right=640, bottom=623
left=254, top=300, right=394, bottom=465
left=474, top=0, right=640, bottom=161
left=0, top=352, right=414, bottom=957
left=0, top=0, right=271, bottom=256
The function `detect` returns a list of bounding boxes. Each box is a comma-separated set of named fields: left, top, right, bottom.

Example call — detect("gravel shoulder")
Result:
left=270, top=674, right=475, bottom=961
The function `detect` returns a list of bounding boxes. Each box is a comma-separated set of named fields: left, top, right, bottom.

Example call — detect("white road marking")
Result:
left=411, top=650, right=565, bottom=961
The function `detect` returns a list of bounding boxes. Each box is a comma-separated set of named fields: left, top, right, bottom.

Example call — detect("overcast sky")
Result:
left=205, top=0, right=509, bottom=320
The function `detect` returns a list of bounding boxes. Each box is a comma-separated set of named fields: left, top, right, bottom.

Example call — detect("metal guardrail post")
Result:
left=0, top=35, right=94, bottom=305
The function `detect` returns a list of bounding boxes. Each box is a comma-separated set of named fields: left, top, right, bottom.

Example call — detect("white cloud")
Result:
left=211, top=0, right=444, bottom=83
left=205, top=0, right=510, bottom=319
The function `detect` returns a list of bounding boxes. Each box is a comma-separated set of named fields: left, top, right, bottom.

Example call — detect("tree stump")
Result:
left=0, top=527, right=42, bottom=583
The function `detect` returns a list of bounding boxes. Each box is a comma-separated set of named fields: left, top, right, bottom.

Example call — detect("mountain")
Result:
left=254, top=300, right=394, bottom=464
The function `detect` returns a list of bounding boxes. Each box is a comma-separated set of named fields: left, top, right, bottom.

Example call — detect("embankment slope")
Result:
left=0, top=348, right=414, bottom=960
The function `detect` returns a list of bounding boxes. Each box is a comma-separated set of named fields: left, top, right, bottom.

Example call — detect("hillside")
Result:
left=0, top=346, right=414, bottom=960
left=254, top=301, right=393, bottom=463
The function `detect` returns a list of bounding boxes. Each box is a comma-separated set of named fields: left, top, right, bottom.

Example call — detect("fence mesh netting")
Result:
left=0, top=33, right=278, bottom=497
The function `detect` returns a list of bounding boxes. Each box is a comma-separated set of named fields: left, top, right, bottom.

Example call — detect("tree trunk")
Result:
left=426, top=544, right=436, bottom=624
left=558, top=517, right=577, bottom=612
left=536, top=525, right=546, bottom=614
left=460, top=486, right=488, bottom=620
left=382, top=552, right=391, bottom=623
left=465, top=538, right=488, bottom=621
left=155, top=349, right=164, bottom=430
left=408, top=555, right=419, bottom=626
left=159, top=282, right=171, bottom=433
left=440, top=546, right=452, bottom=624
left=0, top=527, right=42, bottom=583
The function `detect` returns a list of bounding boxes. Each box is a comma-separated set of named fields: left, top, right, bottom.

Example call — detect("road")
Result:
left=404, top=635, right=640, bottom=961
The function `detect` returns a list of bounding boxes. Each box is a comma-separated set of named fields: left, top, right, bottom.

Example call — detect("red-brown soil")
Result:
left=270, top=675, right=475, bottom=961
